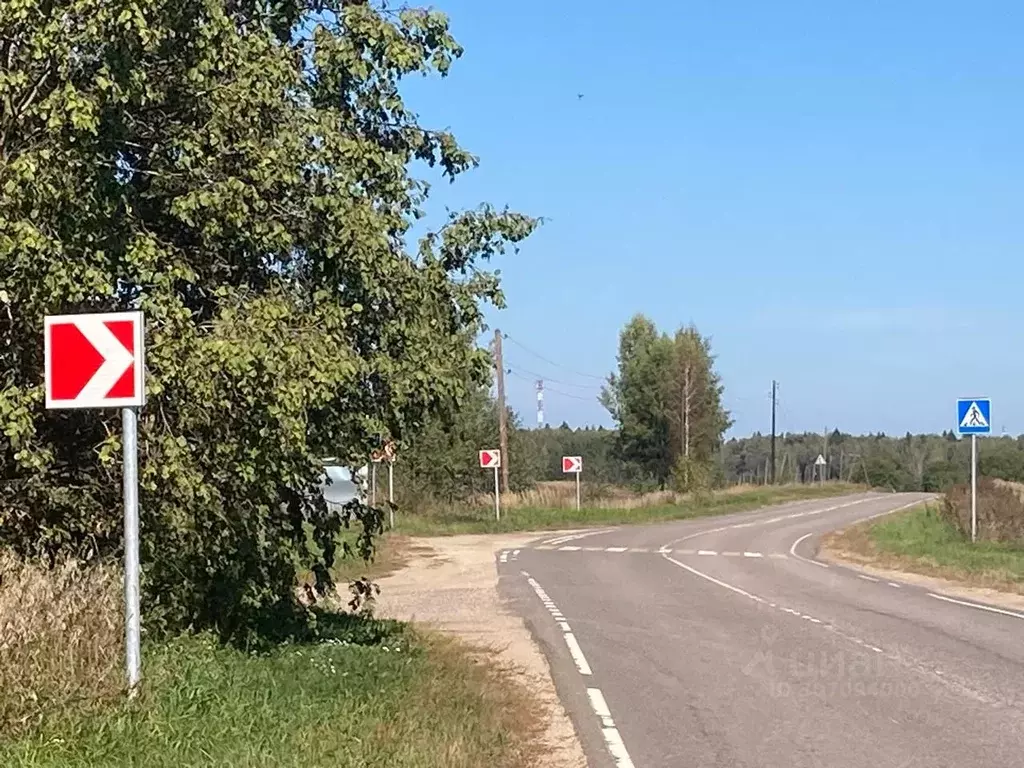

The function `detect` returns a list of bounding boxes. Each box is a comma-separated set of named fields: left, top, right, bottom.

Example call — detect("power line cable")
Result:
left=505, top=362, right=604, bottom=391
left=506, top=369, right=597, bottom=401
left=502, top=333, right=607, bottom=381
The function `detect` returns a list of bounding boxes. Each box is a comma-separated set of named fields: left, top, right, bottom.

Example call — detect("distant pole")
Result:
left=770, top=380, right=777, bottom=484
left=493, top=330, right=510, bottom=493
left=971, top=434, right=978, bottom=543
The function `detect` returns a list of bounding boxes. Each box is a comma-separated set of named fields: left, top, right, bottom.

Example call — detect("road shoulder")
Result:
left=820, top=541, right=1024, bottom=612
left=373, top=533, right=587, bottom=768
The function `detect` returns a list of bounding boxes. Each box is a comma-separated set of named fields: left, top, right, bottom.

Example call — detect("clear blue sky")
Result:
left=401, top=1, right=1024, bottom=437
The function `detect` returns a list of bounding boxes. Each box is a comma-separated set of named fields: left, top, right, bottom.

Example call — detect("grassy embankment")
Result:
left=396, top=481, right=868, bottom=536
left=0, top=554, right=538, bottom=768
left=825, top=500, right=1024, bottom=594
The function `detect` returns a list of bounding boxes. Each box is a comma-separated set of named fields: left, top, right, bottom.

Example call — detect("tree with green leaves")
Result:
left=601, top=315, right=729, bottom=489
left=665, top=325, right=731, bottom=491
left=0, top=0, right=535, bottom=641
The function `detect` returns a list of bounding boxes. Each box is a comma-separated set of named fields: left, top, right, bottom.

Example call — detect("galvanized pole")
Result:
left=575, top=471, right=581, bottom=511
left=971, top=434, right=978, bottom=543
left=122, top=407, right=141, bottom=695
left=494, top=465, right=501, bottom=521
left=388, top=461, right=395, bottom=530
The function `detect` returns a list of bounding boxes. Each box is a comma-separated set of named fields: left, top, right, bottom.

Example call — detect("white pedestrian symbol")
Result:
left=960, top=402, right=988, bottom=429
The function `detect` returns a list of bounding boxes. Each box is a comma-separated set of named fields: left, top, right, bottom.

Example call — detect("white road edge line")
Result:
left=790, top=532, right=829, bottom=569
left=563, top=632, right=593, bottom=675
left=586, top=689, right=637, bottom=768
left=525, top=570, right=636, bottom=767
left=927, top=592, right=1024, bottom=621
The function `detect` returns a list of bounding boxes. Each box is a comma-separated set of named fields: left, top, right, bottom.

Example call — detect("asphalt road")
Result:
left=498, top=492, right=1024, bottom=768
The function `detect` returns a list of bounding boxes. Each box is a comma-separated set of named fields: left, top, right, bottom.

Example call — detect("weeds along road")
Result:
left=499, top=492, right=1024, bottom=768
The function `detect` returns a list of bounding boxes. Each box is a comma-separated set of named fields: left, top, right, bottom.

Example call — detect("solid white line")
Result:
left=698, top=549, right=717, bottom=556
left=587, top=687, right=614, bottom=724
left=858, top=574, right=879, bottom=583
left=543, top=528, right=615, bottom=546
left=563, top=633, right=593, bottom=675
left=558, top=621, right=571, bottom=632
left=790, top=532, right=829, bottom=569
left=602, top=727, right=637, bottom=768
left=928, top=592, right=1024, bottom=621
left=743, top=551, right=763, bottom=558
left=664, top=555, right=764, bottom=603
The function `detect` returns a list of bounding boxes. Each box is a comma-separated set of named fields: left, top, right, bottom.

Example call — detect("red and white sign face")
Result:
left=479, top=449, right=501, bottom=468
left=45, top=312, right=145, bottom=410
left=562, top=456, right=582, bottom=473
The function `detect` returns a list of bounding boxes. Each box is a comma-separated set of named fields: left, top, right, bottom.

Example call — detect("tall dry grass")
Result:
left=0, top=553, right=122, bottom=737
left=471, top=480, right=786, bottom=511
left=944, top=478, right=1024, bottom=542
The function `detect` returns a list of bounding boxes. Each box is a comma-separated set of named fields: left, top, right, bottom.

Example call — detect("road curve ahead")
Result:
left=499, top=492, right=1024, bottom=768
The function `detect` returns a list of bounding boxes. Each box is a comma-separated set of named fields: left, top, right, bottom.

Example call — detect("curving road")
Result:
left=499, top=492, right=1024, bottom=768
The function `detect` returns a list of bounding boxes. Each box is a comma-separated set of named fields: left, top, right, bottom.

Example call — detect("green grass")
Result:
left=827, top=503, right=1024, bottom=592
left=0, top=616, right=539, bottom=768
left=396, top=483, right=866, bottom=536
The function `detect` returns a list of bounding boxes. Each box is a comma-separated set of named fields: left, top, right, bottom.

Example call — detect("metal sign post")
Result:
left=44, top=311, right=145, bottom=694
left=388, top=461, right=395, bottom=529
left=971, top=435, right=978, bottom=543
left=479, top=449, right=501, bottom=521
left=494, top=465, right=501, bottom=520
left=122, top=407, right=141, bottom=694
left=956, top=398, right=991, bottom=544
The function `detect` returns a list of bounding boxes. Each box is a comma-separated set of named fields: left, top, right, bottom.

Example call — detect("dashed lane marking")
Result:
left=523, top=571, right=638, bottom=767
left=660, top=553, right=1001, bottom=706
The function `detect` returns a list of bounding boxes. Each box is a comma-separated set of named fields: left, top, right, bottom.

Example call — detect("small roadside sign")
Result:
left=562, top=456, right=582, bottom=473
left=480, top=449, right=501, bottom=520
left=814, top=454, right=826, bottom=466
left=479, top=449, right=501, bottom=468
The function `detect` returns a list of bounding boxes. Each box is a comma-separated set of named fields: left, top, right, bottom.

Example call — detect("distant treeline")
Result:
left=520, top=425, right=1013, bottom=492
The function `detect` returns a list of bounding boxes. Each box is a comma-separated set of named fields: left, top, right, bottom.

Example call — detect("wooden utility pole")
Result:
left=493, top=329, right=509, bottom=493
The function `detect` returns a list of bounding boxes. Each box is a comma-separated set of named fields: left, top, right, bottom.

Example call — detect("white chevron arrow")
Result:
left=76, top=319, right=135, bottom=402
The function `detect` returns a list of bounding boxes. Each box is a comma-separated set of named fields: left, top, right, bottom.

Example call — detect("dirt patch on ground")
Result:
left=820, top=540, right=1024, bottom=612
left=373, top=533, right=588, bottom=768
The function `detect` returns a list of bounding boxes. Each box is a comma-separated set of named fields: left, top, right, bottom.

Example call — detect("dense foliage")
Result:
left=0, top=0, right=535, bottom=640
left=600, top=315, right=731, bottom=490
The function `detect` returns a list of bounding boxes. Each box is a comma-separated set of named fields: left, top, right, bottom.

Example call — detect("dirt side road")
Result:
left=373, top=533, right=588, bottom=768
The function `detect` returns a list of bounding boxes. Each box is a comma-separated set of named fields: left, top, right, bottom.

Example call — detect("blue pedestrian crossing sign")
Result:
left=957, top=398, right=991, bottom=435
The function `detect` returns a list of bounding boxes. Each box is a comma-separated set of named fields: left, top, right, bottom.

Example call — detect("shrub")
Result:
left=941, top=477, right=1024, bottom=542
